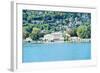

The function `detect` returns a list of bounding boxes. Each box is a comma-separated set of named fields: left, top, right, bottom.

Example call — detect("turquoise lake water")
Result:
left=22, top=42, right=91, bottom=63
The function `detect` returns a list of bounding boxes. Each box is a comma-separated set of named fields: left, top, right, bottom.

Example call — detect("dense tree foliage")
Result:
left=77, top=25, right=90, bottom=38
left=29, top=27, right=41, bottom=40
left=22, top=10, right=91, bottom=40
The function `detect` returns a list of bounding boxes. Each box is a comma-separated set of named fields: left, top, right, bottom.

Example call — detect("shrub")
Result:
left=77, top=25, right=90, bottom=38
left=29, top=27, right=41, bottom=40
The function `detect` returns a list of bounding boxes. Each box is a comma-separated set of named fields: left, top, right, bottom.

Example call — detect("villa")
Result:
left=52, top=32, right=64, bottom=41
left=42, top=32, right=64, bottom=42
left=42, top=34, right=54, bottom=42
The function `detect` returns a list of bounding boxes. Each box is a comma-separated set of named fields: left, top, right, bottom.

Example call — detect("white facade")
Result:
left=43, top=32, right=64, bottom=41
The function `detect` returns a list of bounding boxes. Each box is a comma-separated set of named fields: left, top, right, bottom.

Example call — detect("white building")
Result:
left=42, top=32, right=64, bottom=42
left=42, top=34, right=54, bottom=42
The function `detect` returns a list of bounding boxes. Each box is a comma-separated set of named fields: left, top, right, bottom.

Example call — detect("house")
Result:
left=42, top=34, right=54, bottom=42
left=51, top=32, right=64, bottom=41
left=42, top=32, right=64, bottom=42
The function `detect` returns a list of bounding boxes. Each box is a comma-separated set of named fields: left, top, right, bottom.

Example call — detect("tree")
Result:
left=76, top=25, right=90, bottom=38
left=63, top=33, right=68, bottom=41
left=29, top=27, right=41, bottom=40
left=23, top=24, right=33, bottom=33
left=23, top=31, right=29, bottom=39
left=23, top=27, right=30, bottom=39
left=66, top=28, right=77, bottom=37
left=86, top=24, right=91, bottom=38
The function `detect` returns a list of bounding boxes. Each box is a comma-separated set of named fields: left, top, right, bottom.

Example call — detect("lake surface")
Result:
left=22, top=42, right=91, bottom=63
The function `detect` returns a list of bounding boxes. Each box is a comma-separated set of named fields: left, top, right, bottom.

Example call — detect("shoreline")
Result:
left=23, top=39, right=91, bottom=44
